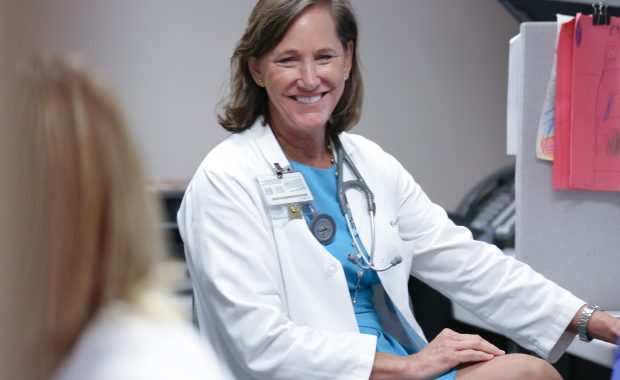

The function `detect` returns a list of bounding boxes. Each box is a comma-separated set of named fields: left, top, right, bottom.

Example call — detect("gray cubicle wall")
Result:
left=515, top=22, right=620, bottom=309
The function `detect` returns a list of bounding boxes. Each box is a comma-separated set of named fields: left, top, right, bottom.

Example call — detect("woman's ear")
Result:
left=248, top=58, right=264, bottom=87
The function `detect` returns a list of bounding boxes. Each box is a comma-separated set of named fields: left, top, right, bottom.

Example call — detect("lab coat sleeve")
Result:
left=178, top=161, right=376, bottom=380
left=388, top=157, right=583, bottom=362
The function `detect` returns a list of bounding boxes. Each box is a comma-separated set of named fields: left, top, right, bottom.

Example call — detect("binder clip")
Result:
left=593, top=1, right=610, bottom=25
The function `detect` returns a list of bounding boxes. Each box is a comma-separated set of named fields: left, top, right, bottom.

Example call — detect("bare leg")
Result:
left=456, top=353, right=562, bottom=380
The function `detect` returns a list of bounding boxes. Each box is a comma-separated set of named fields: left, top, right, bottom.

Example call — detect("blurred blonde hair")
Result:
left=19, top=57, right=179, bottom=378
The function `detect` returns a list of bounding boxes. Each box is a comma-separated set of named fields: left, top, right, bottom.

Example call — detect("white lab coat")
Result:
left=52, top=300, right=223, bottom=380
left=178, top=120, right=584, bottom=380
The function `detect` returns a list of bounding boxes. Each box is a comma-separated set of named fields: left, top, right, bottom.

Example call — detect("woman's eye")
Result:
left=278, top=57, right=295, bottom=65
left=318, top=55, right=333, bottom=62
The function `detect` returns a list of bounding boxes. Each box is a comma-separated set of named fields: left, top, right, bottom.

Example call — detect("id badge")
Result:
left=257, top=171, right=314, bottom=207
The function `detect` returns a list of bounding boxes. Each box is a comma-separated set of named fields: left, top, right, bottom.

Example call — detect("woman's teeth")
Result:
left=295, top=94, right=321, bottom=104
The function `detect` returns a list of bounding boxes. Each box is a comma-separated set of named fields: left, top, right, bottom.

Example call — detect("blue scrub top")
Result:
left=290, top=160, right=457, bottom=380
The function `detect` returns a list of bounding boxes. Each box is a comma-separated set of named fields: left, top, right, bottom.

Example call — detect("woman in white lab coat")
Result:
left=18, top=58, right=223, bottom=380
left=178, top=1, right=620, bottom=379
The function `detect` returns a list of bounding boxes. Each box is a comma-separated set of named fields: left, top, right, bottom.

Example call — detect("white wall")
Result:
left=5, top=0, right=518, bottom=211
left=6, top=0, right=251, bottom=187
left=354, top=1, right=518, bottom=210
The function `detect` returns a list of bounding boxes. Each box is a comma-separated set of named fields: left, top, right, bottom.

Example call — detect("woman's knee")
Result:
left=457, top=353, right=561, bottom=380
left=501, top=353, right=561, bottom=380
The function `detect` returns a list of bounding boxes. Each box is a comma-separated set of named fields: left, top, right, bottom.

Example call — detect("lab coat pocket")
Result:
left=271, top=216, right=358, bottom=332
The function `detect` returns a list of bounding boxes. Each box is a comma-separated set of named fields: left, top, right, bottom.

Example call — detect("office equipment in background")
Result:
left=507, top=34, right=522, bottom=156
left=515, top=21, right=619, bottom=310
left=155, top=184, right=194, bottom=317
left=450, top=166, right=516, bottom=249
left=156, top=185, right=186, bottom=260
left=448, top=19, right=618, bottom=378
left=498, top=22, right=619, bottom=373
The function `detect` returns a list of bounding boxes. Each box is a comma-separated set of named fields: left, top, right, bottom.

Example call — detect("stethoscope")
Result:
left=331, top=135, right=402, bottom=272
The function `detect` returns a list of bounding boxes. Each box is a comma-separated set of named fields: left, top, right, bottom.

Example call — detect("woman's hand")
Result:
left=370, top=328, right=505, bottom=380
left=407, top=328, right=505, bottom=379
left=409, top=329, right=505, bottom=379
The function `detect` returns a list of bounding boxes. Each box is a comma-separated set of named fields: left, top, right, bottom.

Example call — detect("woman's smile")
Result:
left=292, top=93, right=324, bottom=104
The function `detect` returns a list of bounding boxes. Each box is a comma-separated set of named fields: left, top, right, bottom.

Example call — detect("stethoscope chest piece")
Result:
left=310, top=213, right=336, bottom=245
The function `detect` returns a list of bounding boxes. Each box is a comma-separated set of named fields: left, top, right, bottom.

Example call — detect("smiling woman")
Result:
left=218, top=0, right=362, bottom=139
left=178, top=1, right=619, bottom=379
left=246, top=6, right=352, bottom=167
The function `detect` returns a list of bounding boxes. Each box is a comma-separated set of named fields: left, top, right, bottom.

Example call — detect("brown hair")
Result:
left=20, top=57, right=175, bottom=378
left=218, top=0, right=363, bottom=135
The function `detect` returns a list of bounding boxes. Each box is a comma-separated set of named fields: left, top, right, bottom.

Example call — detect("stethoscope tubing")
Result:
left=332, top=135, right=401, bottom=272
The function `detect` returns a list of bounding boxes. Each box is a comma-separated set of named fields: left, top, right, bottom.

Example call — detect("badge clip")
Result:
left=274, top=163, right=284, bottom=178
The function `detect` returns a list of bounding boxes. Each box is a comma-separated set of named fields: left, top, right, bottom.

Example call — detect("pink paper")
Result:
left=554, top=13, right=620, bottom=191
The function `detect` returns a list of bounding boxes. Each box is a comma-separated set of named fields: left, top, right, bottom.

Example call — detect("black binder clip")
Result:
left=593, top=2, right=610, bottom=25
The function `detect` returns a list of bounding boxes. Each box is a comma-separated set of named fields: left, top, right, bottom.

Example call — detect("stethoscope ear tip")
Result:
left=390, top=256, right=403, bottom=266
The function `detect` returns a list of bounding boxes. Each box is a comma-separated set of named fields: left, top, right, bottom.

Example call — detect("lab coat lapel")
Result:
left=248, top=120, right=290, bottom=174
left=249, top=123, right=360, bottom=332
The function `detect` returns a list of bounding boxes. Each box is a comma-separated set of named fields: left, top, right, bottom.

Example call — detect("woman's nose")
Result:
left=298, top=61, right=319, bottom=90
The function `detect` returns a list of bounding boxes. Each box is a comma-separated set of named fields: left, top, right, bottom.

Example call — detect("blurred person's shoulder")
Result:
left=51, top=300, right=221, bottom=380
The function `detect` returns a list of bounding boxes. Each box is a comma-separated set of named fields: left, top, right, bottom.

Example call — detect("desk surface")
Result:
left=452, top=303, right=618, bottom=368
